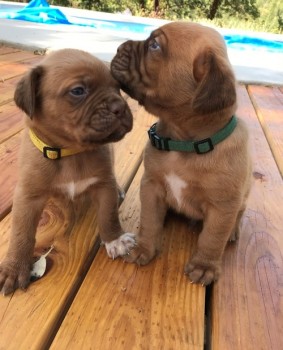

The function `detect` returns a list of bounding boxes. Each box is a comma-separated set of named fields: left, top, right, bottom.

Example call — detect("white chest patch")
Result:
left=58, top=177, right=99, bottom=200
left=165, top=173, right=187, bottom=207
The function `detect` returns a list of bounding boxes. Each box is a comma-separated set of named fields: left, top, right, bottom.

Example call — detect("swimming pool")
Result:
left=1, top=0, right=283, bottom=53
left=0, top=0, right=283, bottom=84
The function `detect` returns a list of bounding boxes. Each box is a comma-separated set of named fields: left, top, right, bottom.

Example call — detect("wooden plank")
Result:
left=0, top=132, right=21, bottom=219
left=51, top=164, right=205, bottom=350
left=211, top=85, right=283, bottom=350
left=0, top=102, right=154, bottom=349
left=248, top=85, right=283, bottom=177
left=0, top=76, right=20, bottom=106
left=0, top=51, right=37, bottom=66
left=0, top=57, right=43, bottom=81
left=0, top=46, right=21, bottom=55
left=0, top=101, right=24, bottom=143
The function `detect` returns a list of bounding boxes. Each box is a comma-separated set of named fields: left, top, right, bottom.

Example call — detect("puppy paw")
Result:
left=104, top=232, right=136, bottom=260
left=123, top=244, right=157, bottom=266
left=0, top=259, right=31, bottom=295
left=184, top=259, right=221, bottom=286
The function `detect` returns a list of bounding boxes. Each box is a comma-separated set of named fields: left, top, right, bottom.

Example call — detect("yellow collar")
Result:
left=29, top=129, right=81, bottom=160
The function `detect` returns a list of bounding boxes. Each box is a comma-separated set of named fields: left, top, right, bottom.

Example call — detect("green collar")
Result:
left=148, top=115, right=237, bottom=154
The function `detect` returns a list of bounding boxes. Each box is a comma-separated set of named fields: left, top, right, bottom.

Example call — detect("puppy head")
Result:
left=14, top=49, right=133, bottom=148
left=111, top=22, right=236, bottom=117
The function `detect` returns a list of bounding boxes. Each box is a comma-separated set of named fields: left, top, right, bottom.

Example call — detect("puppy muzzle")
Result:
left=111, top=41, right=140, bottom=86
left=107, top=94, right=133, bottom=129
left=80, top=93, right=133, bottom=145
left=107, top=95, right=127, bottom=118
left=111, top=40, right=148, bottom=105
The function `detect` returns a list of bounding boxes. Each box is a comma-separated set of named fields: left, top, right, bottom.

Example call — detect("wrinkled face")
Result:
left=14, top=49, right=133, bottom=148
left=111, top=22, right=236, bottom=116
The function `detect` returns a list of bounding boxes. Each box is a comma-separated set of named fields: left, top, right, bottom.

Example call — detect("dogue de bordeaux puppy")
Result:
left=111, top=22, right=252, bottom=285
left=0, top=49, right=135, bottom=295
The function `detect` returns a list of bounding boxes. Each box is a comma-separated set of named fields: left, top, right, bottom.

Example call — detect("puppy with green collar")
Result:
left=111, top=22, right=252, bottom=285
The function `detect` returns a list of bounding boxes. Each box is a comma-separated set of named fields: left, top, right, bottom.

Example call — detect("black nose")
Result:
left=108, top=98, right=126, bottom=117
left=116, top=42, right=126, bottom=54
left=116, top=40, right=132, bottom=54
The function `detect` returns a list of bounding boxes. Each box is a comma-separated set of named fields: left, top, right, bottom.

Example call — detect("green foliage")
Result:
left=15, top=0, right=283, bottom=33
left=156, top=1, right=209, bottom=20
left=162, top=0, right=282, bottom=33
left=215, top=0, right=260, bottom=20
left=256, top=0, right=283, bottom=33
left=49, top=0, right=72, bottom=6
left=278, top=11, right=283, bottom=32
left=155, top=0, right=260, bottom=20
left=78, top=0, right=141, bottom=13
left=206, top=0, right=283, bottom=33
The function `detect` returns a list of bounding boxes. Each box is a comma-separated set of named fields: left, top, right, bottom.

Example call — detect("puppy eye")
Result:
left=149, top=39, right=160, bottom=51
left=69, top=86, right=86, bottom=97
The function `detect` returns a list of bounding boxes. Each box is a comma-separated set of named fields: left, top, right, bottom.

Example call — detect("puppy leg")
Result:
left=125, top=178, right=167, bottom=265
left=185, top=208, right=238, bottom=285
left=93, top=184, right=136, bottom=259
left=0, top=186, right=47, bottom=295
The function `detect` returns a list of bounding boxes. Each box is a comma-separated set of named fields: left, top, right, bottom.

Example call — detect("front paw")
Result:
left=0, top=259, right=31, bottom=295
left=124, top=243, right=157, bottom=266
left=104, top=232, right=136, bottom=259
left=184, top=257, right=221, bottom=286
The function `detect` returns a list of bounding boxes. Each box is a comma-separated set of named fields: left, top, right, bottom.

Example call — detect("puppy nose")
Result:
left=116, top=43, right=126, bottom=54
left=116, top=44, right=122, bottom=54
left=116, top=40, right=132, bottom=53
left=109, top=99, right=126, bottom=117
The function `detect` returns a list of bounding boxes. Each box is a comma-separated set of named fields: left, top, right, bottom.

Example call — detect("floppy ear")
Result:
left=192, top=49, right=236, bottom=114
left=14, top=65, right=44, bottom=118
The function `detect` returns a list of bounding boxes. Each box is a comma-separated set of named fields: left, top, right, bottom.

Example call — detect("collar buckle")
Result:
left=193, top=138, right=214, bottom=154
left=43, top=146, right=61, bottom=160
left=148, top=123, right=170, bottom=151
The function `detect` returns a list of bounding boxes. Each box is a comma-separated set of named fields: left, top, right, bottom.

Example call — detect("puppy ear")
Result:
left=192, top=49, right=236, bottom=115
left=14, top=66, right=44, bottom=118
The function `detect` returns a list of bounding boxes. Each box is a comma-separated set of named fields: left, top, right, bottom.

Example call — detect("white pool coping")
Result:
left=0, top=1, right=283, bottom=85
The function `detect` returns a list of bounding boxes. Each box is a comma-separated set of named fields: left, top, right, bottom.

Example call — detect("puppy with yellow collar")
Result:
left=0, top=49, right=134, bottom=295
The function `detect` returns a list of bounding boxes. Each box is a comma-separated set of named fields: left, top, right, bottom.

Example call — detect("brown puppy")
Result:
left=111, top=22, right=252, bottom=285
left=0, top=49, right=135, bottom=295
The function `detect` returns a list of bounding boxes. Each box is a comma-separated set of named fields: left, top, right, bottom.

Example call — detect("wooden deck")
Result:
left=0, top=44, right=282, bottom=350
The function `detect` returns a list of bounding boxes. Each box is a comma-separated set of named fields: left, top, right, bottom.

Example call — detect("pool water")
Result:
left=224, top=34, right=283, bottom=53
left=72, top=18, right=283, bottom=53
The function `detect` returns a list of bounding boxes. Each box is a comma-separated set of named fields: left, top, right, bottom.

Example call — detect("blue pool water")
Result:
left=70, top=16, right=156, bottom=36
left=1, top=0, right=283, bottom=54
left=224, top=34, right=283, bottom=52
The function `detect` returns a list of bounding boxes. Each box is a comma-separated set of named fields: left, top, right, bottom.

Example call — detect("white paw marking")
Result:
left=165, top=172, right=187, bottom=207
left=105, top=232, right=136, bottom=259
